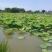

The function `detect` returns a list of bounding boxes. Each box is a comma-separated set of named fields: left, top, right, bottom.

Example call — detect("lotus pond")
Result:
left=0, top=13, right=52, bottom=52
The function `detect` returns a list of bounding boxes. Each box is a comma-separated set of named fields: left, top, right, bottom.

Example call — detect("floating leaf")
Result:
left=46, top=43, right=51, bottom=46
left=42, top=49, right=47, bottom=52
left=48, top=40, right=52, bottom=43
left=17, top=36, right=25, bottom=40
left=42, top=37, right=49, bottom=42
left=49, top=36, right=52, bottom=40
left=40, top=44, right=47, bottom=49
left=48, top=50, right=52, bottom=52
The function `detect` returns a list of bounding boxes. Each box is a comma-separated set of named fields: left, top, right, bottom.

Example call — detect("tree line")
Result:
left=0, top=7, right=52, bottom=13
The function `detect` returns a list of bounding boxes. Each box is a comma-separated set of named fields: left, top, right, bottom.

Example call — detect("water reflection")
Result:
left=2, top=29, right=13, bottom=39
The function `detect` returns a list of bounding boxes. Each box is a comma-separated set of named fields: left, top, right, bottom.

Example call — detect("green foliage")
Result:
left=47, top=50, right=52, bottom=52
left=48, top=40, right=52, bottom=43
left=40, top=44, right=47, bottom=49
left=0, top=7, right=25, bottom=13
left=0, top=13, right=52, bottom=52
left=46, top=43, right=51, bottom=46
left=11, top=8, right=19, bottom=13
left=49, top=36, right=52, bottom=40
left=40, top=43, right=52, bottom=52
left=42, top=37, right=49, bottom=42
left=42, top=49, right=47, bottom=52
left=17, top=36, right=25, bottom=40
left=42, top=10, right=46, bottom=13
left=34, top=10, right=40, bottom=13
left=5, top=8, right=11, bottom=12
left=0, top=13, right=52, bottom=41
left=0, top=41, right=8, bottom=52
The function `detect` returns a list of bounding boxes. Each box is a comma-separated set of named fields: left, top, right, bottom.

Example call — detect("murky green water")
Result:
left=0, top=28, right=45, bottom=52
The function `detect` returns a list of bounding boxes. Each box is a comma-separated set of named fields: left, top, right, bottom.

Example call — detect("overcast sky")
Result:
left=0, top=0, right=52, bottom=11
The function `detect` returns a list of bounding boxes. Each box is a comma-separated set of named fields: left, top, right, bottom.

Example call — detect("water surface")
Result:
left=0, top=28, right=45, bottom=52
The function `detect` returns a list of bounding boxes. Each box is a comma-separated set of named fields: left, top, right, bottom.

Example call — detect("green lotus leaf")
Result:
left=48, top=40, right=52, bottom=43
left=17, top=36, right=25, bottom=40
left=49, top=36, right=52, bottom=40
left=43, top=32, right=49, bottom=35
left=48, top=50, right=52, bottom=52
left=46, top=43, right=51, bottom=46
left=16, top=20, right=22, bottom=26
left=40, top=44, right=47, bottom=49
left=42, top=49, right=47, bottom=52
left=42, top=37, right=49, bottom=42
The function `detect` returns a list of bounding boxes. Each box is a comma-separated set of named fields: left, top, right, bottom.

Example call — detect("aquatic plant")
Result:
left=0, top=41, right=8, bottom=52
left=17, top=36, right=25, bottom=40
left=0, top=13, right=52, bottom=41
left=42, top=49, right=47, bottom=52
left=40, top=43, right=52, bottom=52
left=40, top=44, right=47, bottom=49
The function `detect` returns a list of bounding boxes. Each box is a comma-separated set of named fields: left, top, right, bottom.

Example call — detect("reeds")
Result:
left=0, top=41, right=8, bottom=52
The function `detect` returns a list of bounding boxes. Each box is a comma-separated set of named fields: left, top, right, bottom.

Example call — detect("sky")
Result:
left=0, top=0, right=52, bottom=11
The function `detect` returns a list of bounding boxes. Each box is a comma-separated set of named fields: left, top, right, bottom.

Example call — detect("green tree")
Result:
left=5, top=8, right=11, bottom=12
left=11, top=7, right=19, bottom=13
left=42, top=10, right=46, bottom=13
left=26, top=10, right=33, bottom=13
left=19, top=8, right=25, bottom=12
left=34, top=10, right=40, bottom=13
